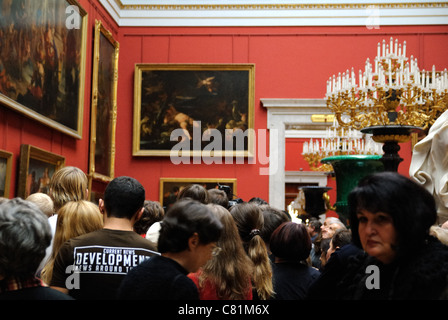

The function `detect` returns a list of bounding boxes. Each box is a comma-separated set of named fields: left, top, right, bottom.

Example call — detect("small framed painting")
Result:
left=17, top=145, right=65, bottom=198
left=159, top=177, right=237, bottom=208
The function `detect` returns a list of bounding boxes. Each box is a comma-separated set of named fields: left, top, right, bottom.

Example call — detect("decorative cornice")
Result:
left=117, top=2, right=448, bottom=11
left=99, top=0, right=448, bottom=26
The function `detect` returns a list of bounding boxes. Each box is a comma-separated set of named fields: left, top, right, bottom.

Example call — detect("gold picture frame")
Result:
left=17, top=144, right=66, bottom=199
left=88, top=174, right=108, bottom=205
left=0, top=150, right=13, bottom=198
left=133, top=64, right=255, bottom=157
left=89, top=20, right=119, bottom=182
left=0, top=0, right=88, bottom=139
left=159, top=177, right=237, bottom=208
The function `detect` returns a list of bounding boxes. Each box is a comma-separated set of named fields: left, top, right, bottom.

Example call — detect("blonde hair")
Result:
left=26, top=192, right=54, bottom=217
left=199, top=204, right=254, bottom=300
left=40, top=200, right=103, bottom=284
left=230, top=202, right=274, bottom=300
left=48, top=166, right=88, bottom=211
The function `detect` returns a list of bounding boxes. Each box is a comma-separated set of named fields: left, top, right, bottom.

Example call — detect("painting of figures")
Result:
left=0, top=0, right=87, bottom=138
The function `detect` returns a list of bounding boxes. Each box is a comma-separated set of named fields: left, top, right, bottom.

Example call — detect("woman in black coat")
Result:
left=338, top=171, right=448, bottom=300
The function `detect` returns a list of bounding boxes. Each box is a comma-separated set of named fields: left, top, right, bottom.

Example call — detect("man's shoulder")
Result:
left=63, top=229, right=158, bottom=253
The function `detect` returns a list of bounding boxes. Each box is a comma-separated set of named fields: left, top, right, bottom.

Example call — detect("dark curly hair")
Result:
left=348, top=171, right=437, bottom=260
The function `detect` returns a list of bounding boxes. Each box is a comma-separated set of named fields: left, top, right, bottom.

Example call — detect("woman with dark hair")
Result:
left=117, top=199, right=223, bottom=300
left=270, top=222, right=320, bottom=300
left=339, top=171, right=448, bottom=300
left=177, top=184, right=209, bottom=204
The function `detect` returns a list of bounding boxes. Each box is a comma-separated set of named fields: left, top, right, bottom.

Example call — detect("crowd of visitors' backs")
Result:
left=1, top=167, right=448, bottom=300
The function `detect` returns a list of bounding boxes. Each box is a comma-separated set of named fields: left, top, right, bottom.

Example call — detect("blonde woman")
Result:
left=48, top=166, right=89, bottom=212
left=40, top=200, right=103, bottom=284
left=188, top=204, right=254, bottom=300
left=229, top=202, right=274, bottom=300
left=38, top=166, right=89, bottom=272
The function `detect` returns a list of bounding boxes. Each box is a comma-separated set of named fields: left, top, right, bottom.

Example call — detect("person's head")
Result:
left=26, top=192, right=54, bottom=217
left=54, top=200, right=103, bottom=245
left=207, top=188, right=229, bottom=208
left=177, top=184, right=209, bottom=204
left=307, top=217, right=322, bottom=237
left=158, top=199, right=223, bottom=272
left=270, top=222, right=312, bottom=263
left=0, top=198, right=51, bottom=279
left=348, top=171, right=437, bottom=264
left=319, top=238, right=331, bottom=268
left=101, top=176, right=145, bottom=220
left=134, top=200, right=165, bottom=235
left=229, top=202, right=264, bottom=246
left=259, top=204, right=290, bottom=247
left=248, top=197, right=268, bottom=206
left=321, top=217, right=346, bottom=239
left=40, top=200, right=103, bottom=284
left=48, top=166, right=88, bottom=212
left=206, top=204, right=249, bottom=261
left=326, top=229, right=352, bottom=261
left=230, top=202, right=274, bottom=300
left=202, top=204, right=254, bottom=299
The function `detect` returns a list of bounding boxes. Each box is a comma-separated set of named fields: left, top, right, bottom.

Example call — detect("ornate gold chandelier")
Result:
left=302, top=119, right=382, bottom=172
left=326, top=37, right=447, bottom=130
left=325, top=37, right=448, bottom=171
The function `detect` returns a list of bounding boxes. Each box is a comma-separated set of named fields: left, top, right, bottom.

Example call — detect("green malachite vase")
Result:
left=321, top=155, right=384, bottom=225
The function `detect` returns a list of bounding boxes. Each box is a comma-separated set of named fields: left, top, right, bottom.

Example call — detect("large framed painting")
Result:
left=0, top=0, right=88, bottom=139
left=0, top=150, right=13, bottom=198
left=89, top=20, right=119, bottom=182
left=17, top=144, right=65, bottom=199
left=133, top=64, right=255, bottom=157
left=159, top=177, right=237, bottom=209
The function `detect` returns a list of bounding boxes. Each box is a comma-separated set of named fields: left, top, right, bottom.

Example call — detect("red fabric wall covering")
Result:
left=117, top=25, right=448, bottom=204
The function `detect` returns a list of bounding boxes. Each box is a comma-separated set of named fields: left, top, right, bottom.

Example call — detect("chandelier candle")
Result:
left=325, top=37, right=448, bottom=131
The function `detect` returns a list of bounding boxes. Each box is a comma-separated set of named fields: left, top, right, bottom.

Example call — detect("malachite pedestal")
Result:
left=321, top=155, right=384, bottom=225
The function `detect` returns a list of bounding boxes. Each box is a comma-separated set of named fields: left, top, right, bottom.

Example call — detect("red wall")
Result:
left=117, top=25, right=448, bottom=204
left=1, top=1, right=447, bottom=206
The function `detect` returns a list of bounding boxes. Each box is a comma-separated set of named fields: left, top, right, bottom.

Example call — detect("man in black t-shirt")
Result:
left=51, top=176, right=159, bottom=300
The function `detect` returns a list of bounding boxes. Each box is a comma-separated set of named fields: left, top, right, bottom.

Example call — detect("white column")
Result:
left=261, top=98, right=330, bottom=210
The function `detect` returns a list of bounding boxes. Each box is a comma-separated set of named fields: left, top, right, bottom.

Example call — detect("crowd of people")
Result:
left=1, top=167, right=448, bottom=300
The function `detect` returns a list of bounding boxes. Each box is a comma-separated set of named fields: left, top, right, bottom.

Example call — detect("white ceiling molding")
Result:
left=99, top=0, right=448, bottom=27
